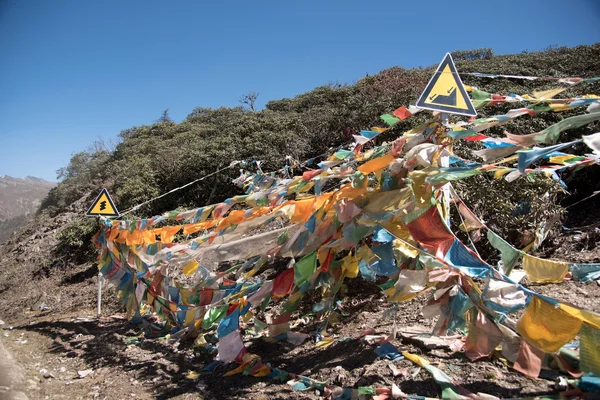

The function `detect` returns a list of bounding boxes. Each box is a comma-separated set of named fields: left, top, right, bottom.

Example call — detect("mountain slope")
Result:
left=0, top=175, right=56, bottom=242
left=0, top=175, right=55, bottom=220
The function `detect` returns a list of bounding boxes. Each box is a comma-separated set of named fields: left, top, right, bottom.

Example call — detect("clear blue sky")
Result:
left=1, top=0, right=599, bottom=181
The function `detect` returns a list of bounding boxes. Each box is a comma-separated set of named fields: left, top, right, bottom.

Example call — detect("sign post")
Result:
left=86, top=189, right=120, bottom=318
left=97, top=272, right=103, bottom=318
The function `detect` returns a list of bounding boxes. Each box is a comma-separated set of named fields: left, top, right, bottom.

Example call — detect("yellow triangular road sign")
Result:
left=416, top=53, right=476, bottom=117
left=86, top=188, right=120, bottom=217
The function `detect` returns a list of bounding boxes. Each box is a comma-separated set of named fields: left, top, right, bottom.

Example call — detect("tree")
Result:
left=451, top=48, right=494, bottom=61
left=157, top=109, right=173, bottom=123
left=239, top=91, right=259, bottom=111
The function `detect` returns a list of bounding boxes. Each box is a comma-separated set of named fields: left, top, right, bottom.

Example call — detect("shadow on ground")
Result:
left=17, top=318, right=385, bottom=399
left=16, top=315, right=564, bottom=400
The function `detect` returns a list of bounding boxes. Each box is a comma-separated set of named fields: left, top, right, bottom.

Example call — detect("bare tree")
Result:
left=239, top=91, right=259, bottom=111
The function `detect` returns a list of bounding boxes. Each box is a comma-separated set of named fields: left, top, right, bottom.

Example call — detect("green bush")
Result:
left=55, top=218, right=99, bottom=262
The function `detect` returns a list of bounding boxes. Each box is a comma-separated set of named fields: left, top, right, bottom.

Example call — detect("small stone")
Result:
left=0, top=319, right=5, bottom=325
left=40, top=369, right=55, bottom=379
left=78, top=369, right=93, bottom=379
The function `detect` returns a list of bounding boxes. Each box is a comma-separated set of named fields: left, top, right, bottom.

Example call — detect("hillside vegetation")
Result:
left=15, top=45, right=591, bottom=268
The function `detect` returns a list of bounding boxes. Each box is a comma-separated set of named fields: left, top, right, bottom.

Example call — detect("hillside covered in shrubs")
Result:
left=32, top=44, right=600, bottom=267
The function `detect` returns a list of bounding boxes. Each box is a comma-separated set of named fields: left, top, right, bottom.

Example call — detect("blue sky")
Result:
left=0, top=0, right=599, bottom=181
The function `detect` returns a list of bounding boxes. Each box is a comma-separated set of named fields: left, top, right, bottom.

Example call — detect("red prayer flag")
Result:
left=392, top=106, right=412, bottom=120
left=271, top=269, right=295, bottom=298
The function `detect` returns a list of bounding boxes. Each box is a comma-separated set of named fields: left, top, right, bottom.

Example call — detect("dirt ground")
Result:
left=1, top=198, right=599, bottom=399
left=2, top=273, right=599, bottom=400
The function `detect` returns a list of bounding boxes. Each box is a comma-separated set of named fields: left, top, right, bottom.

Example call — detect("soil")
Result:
left=0, top=199, right=599, bottom=399
left=2, top=273, right=600, bottom=400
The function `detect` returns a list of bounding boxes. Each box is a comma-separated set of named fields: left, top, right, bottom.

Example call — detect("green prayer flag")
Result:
left=202, top=305, right=227, bottom=329
left=471, top=117, right=497, bottom=126
left=277, top=230, right=289, bottom=245
left=352, top=171, right=367, bottom=188
left=580, top=323, right=600, bottom=376
left=380, top=114, right=400, bottom=126
left=351, top=224, right=371, bottom=244
left=294, top=251, right=317, bottom=287
left=282, top=297, right=301, bottom=314
left=536, top=112, right=600, bottom=144
left=253, top=319, right=267, bottom=333
left=358, top=387, right=376, bottom=395
left=378, top=278, right=398, bottom=290
left=472, top=99, right=489, bottom=108
left=260, top=296, right=271, bottom=312
left=448, top=129, right=478, bottom=140
left=486, top=230, right=522, bottom=275
left=334, top=149, right=354, bottom=160
left=527, top=104, right=553, bottom=112
left=471, top=90, right=491, bottom=100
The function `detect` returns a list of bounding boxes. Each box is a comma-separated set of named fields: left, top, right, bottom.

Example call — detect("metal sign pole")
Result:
left=97, top=272, right=103, bottom=318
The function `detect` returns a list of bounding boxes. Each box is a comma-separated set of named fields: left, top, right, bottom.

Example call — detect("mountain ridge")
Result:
left=0, top=174, right=56, bottom=242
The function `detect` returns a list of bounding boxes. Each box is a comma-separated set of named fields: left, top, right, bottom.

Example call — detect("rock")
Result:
left=0, top=319, right=4, bottom=326
left=40, top=369, right=55, bottom=379
left=77, top=369, right=93, bottom=379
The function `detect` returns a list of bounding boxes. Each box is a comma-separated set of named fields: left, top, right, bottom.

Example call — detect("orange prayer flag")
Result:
left=160, top=226, right=182, bottom=243
left=219, top=209, right=246, bottom=230
left=291, top=198, right=315, bottom=223
left=357, top=153, right=395, bottom=174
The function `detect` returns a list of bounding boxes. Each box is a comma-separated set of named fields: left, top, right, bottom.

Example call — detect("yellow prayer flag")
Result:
left=342, top=253, right=359, bottom=278
left=402, top=352, right=429, bottom=366
left=182, top=260, right=199, bottom=277
left=392, top=239, right=420, bottom=259
left=532, top=87, right=566, bottom=100
left=549, top=103, right=571, bottom=112
left=559, top=303, right=600, bottom=330
left=522, top=254, right=568, bottom=283
left=370, top=127, right=389, bottom=133
left=517, top=296, right=582, bottom=353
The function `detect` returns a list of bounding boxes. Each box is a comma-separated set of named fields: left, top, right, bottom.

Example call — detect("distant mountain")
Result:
left=0, top=175, right=56, bottom=242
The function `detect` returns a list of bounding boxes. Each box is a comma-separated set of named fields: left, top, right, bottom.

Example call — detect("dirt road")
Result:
left=0, top=332, right=28, bottom=400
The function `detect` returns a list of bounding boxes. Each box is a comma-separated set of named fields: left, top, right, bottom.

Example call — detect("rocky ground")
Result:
left=1, top=273, right=599, bottom=400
